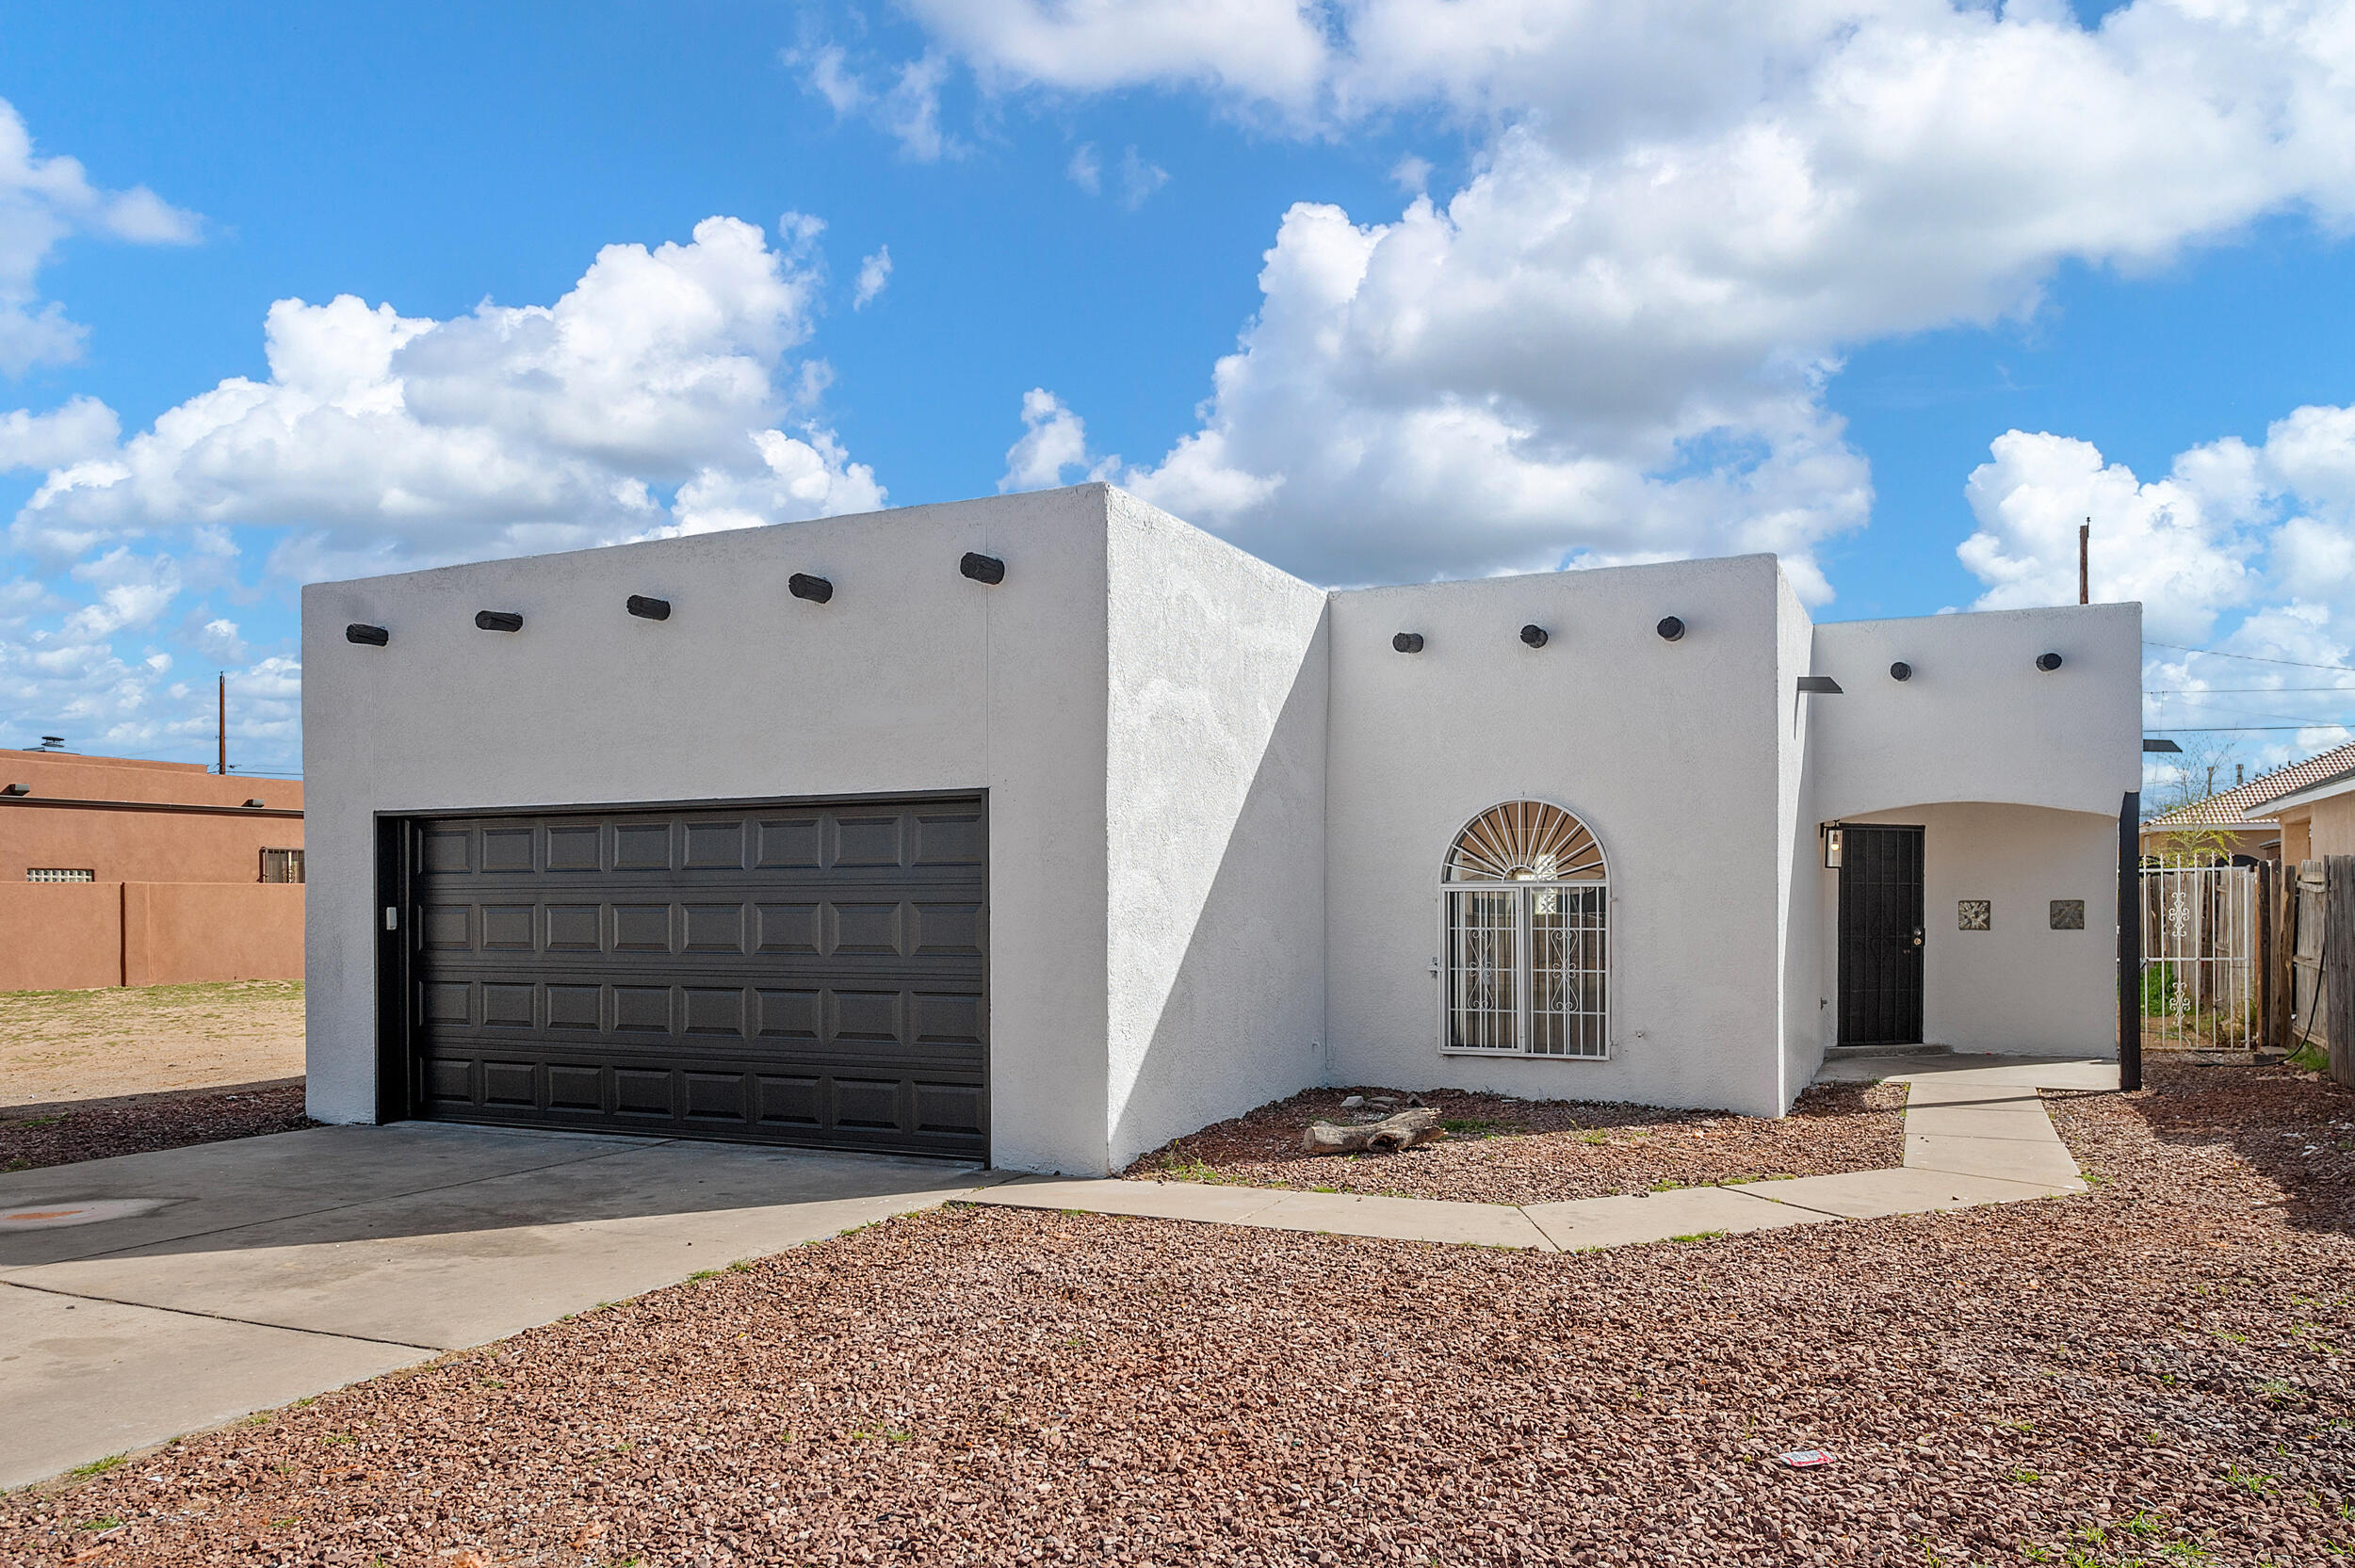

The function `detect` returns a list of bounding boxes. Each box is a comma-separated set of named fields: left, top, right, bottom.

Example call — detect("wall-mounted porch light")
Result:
left=475, top=611, right=524, bottom=633
left=1890, top=661, right=1912, bottom=681
left=1392, top=632, right=1424, bottom=653
left=788, top=573, right=834, bottom=605
left=1796, top=675, right=1843, bottom=694
left=346, top=623, right=389, bottom=646
left=960, top=552, right=1005, bottom=584
left=1519, top=624, right=1549, bottom=648
left=2036, top=652, right=2064, bottom=671
left=1822, top=825, right=1843, bottom=869
left=1657, top=616, right=1686, bottom=641
left=625, top=595, right=671, bottom=621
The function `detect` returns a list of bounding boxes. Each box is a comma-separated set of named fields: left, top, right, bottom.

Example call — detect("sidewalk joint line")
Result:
left=0, top=1278, right=445, bottom=1353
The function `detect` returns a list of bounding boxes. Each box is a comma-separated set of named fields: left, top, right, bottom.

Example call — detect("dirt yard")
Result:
left=6, top=1060, right=2347, bottom=1565
left=1121, top=1079, right=1910, bottom=1204
left=0, top=979, right=305, bottom=1109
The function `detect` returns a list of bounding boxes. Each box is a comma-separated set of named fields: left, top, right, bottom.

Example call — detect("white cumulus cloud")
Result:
left=853, top=246, right=893, bottom=309
left=897, top=0, right=2355, bottom=592
left=1958, top=401, right=2355, bottom=770
left=10, top=215, right=884, bottom=578
left=1000, top=388, right=1116, bottom=493
left=0, top=97, right=201, bottom=374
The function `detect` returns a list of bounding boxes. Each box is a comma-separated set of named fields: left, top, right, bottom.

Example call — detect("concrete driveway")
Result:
left=0, top=1124, right=999, bottom=1490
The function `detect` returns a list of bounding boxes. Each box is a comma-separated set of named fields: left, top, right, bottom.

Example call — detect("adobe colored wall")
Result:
left=0, top=750, right=302, bottom=886
left=0, top=882, right=304, bottom=994
left=0, top=883, right=124, bottom=992
left=123, top=882, right=306, bottom=987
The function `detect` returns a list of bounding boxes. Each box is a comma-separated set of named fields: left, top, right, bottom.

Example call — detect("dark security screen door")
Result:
left=1837, top=824, right=1925, bottom=1046
left=402, top=796, right=987, bottom=1158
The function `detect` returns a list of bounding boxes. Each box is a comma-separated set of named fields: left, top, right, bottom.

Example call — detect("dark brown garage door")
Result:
left=402, top=796, right=987, bottom=1157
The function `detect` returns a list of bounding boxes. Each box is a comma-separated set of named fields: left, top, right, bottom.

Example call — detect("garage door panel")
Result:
left=408, top=797, right=985, bottom=1156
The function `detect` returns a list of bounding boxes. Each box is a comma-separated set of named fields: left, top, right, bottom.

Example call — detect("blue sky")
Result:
left=6, top=2, right=2355, bottom=784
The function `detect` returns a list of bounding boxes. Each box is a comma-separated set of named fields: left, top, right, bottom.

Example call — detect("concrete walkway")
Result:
left=0, top=1124, right=999, bottom=1491
left=967, top=1054, right=2115, bottom=1253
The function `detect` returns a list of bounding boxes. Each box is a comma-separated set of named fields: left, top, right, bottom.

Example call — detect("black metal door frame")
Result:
left=372, top=788, right=989, bottom=1156
left=1837, top=822, right=1925, bottom=1046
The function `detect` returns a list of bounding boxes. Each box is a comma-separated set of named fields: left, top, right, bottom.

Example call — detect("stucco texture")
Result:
left=301, top=484, right=2142, bottom=1173
left=1324, top=555, right=1789, bottom=1118
left=0, top=883, right=303, bottom=994
left=303, top=486, right=1115, bottom=1172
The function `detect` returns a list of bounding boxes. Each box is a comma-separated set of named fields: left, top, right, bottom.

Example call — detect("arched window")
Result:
left=1441, top=801, right=1609, bottom=1058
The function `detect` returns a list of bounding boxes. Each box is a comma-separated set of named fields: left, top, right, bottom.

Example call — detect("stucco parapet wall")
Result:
left=1807, top=602, right=2141, bottom=821
left=0, top=751, right=303, bottom=812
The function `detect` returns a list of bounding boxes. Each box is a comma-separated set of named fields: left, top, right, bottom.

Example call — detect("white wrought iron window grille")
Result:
left=26, top=867, right=95, bottom=882
left=1439, top=800, right=1609, bottom=1059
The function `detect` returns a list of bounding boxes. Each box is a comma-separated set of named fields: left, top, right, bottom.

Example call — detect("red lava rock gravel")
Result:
left=0, top=1080, right=312, bottom=1173
left=1120, top=1080, right=1910, bottom=1204
left=4, top=1061, right=2350, bottom=1566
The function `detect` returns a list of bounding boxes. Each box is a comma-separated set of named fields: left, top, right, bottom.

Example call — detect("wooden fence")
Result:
left=2283, top=857, right=2355, bottom=1088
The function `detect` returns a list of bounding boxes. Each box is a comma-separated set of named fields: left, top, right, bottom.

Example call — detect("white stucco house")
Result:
left=302, top=484, right=2141, bottom=1176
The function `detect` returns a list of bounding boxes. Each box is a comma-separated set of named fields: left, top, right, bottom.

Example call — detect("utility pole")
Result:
left=2079, top=520, right=2090, bottom=605
left=218, top=671, right=227, bottom=775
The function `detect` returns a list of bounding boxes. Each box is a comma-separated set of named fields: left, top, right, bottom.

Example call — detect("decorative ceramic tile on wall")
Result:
left=2049, top=898, right=2085, bottom=930
left=1958, top=898, right=1991, bottom=931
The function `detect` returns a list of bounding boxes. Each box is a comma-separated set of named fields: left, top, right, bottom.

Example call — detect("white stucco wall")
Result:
left=1808, top=604, right=2142, bottom=822
left=1821, top=802, right=2119, bottom=1055
left=1101, top=491, right=1331, bottom=1171
left=1323, top=554, right=1791, bottom=1118
left=1775, top=574, right=1824, bottom=1107
left=301, top=485, right=1118, bottom=1175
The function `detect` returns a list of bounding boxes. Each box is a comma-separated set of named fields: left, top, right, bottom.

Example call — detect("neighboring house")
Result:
left=0, top=749, right=305, bottom=993
left=2255, top=758, right=2355, bottom=864
left=2137, top=742, right=2355, bottom=863
left=301, top=484, right=2139, bottom=1176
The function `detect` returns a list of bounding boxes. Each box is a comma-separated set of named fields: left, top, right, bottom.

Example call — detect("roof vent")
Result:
left=1890, top=661, right=1912, bottom=682
left=1392, top=632, right=1424, bottom=654
left=788, top=573, right=834, bottom=605
left=625, top=595, right=671, bottom=621
left=345, top=624, right=389, bottom=646
left=1519, top=624, right=1549, bottom=649
left=959, top=553, right=1006, bottom=585
left=475, top=610, right=524, bottom=633
left=2036, top=652, right=2064, bottom=671
left=1657, top=616, right=1686, bottom=642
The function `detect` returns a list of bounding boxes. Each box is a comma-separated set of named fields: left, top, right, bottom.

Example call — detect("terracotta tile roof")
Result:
left=2142, top=740, right=2355, bottom=831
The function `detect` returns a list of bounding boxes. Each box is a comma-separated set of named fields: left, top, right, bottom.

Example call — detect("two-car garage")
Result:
left=382, top=795, right=989, bottom=1159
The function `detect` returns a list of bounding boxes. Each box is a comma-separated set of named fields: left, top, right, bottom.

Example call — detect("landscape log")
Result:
left=1301, top=1107, right=1444, bottom=1156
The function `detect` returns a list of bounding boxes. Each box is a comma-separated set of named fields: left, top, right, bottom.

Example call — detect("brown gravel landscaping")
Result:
left=1119, top=1079, right=1911, bottom=1204
left=4, top=1059, right=2350, bottom=1567
left=0, top=1081, right=313, bottom=1173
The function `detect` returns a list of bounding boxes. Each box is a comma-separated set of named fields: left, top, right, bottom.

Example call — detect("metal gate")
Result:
left=2140, top=856, right=2260, bottom=1051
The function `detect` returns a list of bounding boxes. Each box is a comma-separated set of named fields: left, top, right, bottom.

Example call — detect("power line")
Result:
left=2144, top=640, right=2355, bottom=673
left=2144, top=725, right=2355, bottom=733
left=2146, top=686, right=2355, bottom=694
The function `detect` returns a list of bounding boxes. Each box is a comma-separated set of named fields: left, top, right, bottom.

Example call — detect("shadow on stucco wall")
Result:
left=1108, top=633, right=1331, bottom=1171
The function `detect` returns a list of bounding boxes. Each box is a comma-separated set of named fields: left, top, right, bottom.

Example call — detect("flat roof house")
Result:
left=0, top=749, right=305, bottom=994
left=302, top=485, right=2140, bottom=1176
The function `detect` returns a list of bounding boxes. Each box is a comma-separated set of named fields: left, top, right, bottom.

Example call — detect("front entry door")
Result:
left=1838, top=824, right=1925, bottom=1045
